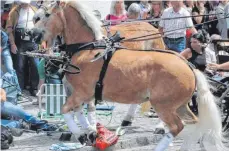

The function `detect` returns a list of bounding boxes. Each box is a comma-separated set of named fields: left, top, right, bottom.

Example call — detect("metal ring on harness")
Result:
left=47, top=59, right=81, bottom=75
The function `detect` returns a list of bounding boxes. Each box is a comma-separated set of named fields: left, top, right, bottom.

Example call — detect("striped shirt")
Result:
left=159, top=7, right=194, bottom=38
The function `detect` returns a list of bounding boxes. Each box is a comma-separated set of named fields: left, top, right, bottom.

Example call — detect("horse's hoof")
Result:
left=78, top=134, right=87, bottom=145
left=154, top=128, right=165, bottom=134
left=87, top=131, right=97, bottom=144
left=121, top=120, right=132, bottom=127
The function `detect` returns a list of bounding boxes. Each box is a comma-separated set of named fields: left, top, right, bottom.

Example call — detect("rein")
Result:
left=102, top=13, right=224, bottom=27
left=121, top=16, right=229, bottom=42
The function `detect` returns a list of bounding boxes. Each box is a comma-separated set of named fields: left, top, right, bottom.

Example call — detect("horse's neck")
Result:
left=63, top=6, right=95, bottom=44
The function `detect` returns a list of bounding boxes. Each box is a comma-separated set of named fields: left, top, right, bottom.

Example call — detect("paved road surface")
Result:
left=8, top=98, right=204, bottom=151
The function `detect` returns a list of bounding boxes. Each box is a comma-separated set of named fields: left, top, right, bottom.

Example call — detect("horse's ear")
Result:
left=59, top=1, right=66, bottom=7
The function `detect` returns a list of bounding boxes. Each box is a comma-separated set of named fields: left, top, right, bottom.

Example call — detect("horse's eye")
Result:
left=35, top=17, right=40, bottom=24
left=45, top=13, right=50, bottom=18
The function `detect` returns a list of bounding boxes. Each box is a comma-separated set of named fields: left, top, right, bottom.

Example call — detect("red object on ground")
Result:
left=94, top=123, right=119, bottom=150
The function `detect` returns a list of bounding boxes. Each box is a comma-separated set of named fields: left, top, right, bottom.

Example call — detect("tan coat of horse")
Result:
left=31, top=1, right=227, bottom=151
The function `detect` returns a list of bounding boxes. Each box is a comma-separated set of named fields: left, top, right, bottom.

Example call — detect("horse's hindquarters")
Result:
left=102, top=50, right=195, bottom=106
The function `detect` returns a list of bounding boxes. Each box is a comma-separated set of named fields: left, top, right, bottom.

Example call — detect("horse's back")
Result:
left=103, top=22, right=165, bottom=50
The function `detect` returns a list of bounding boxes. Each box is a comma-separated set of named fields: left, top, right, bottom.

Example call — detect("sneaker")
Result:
left=19, top=120, right=31, bottom=130
left=29, top=89, right=37, bottom=97
left=30, top=120, right=48, bottom=131
left=32, top=101, right=39, bottom=105
left=38, top=124, right=58, bottom=131
left=17, top=94, right=23, bottom=102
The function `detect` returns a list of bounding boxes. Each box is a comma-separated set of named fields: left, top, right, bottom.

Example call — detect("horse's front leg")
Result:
left=62, top=92, right=96, bottom=140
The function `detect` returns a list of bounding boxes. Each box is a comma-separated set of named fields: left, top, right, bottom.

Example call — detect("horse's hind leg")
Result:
left=121, top=104, right=139, bottom=126
left=176, top=103, right=198, bottom=124
left=153, top=108, right=184, bottom=151
left=87, top=100, right=97, bottom=129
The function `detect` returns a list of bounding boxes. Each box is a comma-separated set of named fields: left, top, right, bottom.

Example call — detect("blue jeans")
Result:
left=1, top=101, right=39, bottom=124
left=1, top=72, right=22, bottom=104
left=1, top=119, right=21, bottom=128
left=164, top=37, right=186, bottom=53
left=1, top=102, right=52, bottom=130
left=46, top=75, right=62, bottom=84
left=15, top=40, right=39, bottom=90
left=1, top=48, right=21, bottom=93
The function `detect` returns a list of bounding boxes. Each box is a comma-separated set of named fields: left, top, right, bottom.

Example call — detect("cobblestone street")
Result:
left=8, top=98, right=203, bottom=151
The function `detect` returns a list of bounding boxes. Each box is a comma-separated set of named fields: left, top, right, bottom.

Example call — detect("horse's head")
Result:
left=33, top=0, right=57, bottom=24
left=30, top=0, right=65, bottom=47
left=30, top=0, right=103, bottom=47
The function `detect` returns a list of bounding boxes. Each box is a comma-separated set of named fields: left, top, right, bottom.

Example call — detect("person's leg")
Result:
left=1, top=101, right=45, bottom=124
left=15, top=43, right=26, bottom=90
left=175, top=38, right=186, bottom=53
left=1, top=48, right=21, bottom=93
left=1, top=119, right=21, bottom=128
left=1, top=120, right=24, bottom=136
left=27, top=42, right=39, bottom=93
left=163, top=38, right=172, bottom=50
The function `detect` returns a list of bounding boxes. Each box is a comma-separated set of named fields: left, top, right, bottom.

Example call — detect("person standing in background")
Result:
left=127, top=3, right=141, bottom=19
left=223, top=1, right=229, bottom=38
left=148, top=1, right=163, bottom=28
left=192, top=1, right=209, bottom=31
left=139, top=0, right=151, bottom=19
left=1, top=1, right=15, bottom=29
left=216, top=0, right=228, bottom=38
left=105, top=0, right=127, bottom=25
left=159, top=1, right=197, bottom=53
left=6, top=0, right=39, bottom=96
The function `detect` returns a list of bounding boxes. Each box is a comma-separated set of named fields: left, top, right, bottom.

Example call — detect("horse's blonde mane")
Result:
left=64, top=0, right=104, bottom=40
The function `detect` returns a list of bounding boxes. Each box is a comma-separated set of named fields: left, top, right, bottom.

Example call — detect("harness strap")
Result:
left=94, top=51, right=113, bottom=105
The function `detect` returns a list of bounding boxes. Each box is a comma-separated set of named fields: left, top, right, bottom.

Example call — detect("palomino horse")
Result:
left=30, top=1, right=227, bottom=151
left=33, top=0, right=165, bottom=127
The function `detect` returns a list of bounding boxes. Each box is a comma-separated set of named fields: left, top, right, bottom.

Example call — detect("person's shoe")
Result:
left=29, top=89, right=37, bottom=97
left=121, top=120, right=132, bottom=127
left=8, top=128, right=23, bottom=137
left=19, top=120, right=31, bottom=130
left=17, top=94, right=23, bottom=102
left=30, top=120, right=48, bottom=131
left=32, top=101, right=39, bottom=105
left=37, top=123, right=58, bottom=132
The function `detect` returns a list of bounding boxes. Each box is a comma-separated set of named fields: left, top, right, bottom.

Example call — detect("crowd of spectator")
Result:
left=104, top=0, right=229, bottom=71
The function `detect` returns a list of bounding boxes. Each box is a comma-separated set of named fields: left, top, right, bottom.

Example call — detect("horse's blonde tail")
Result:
left=183, top=69, right=227, bottom=151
